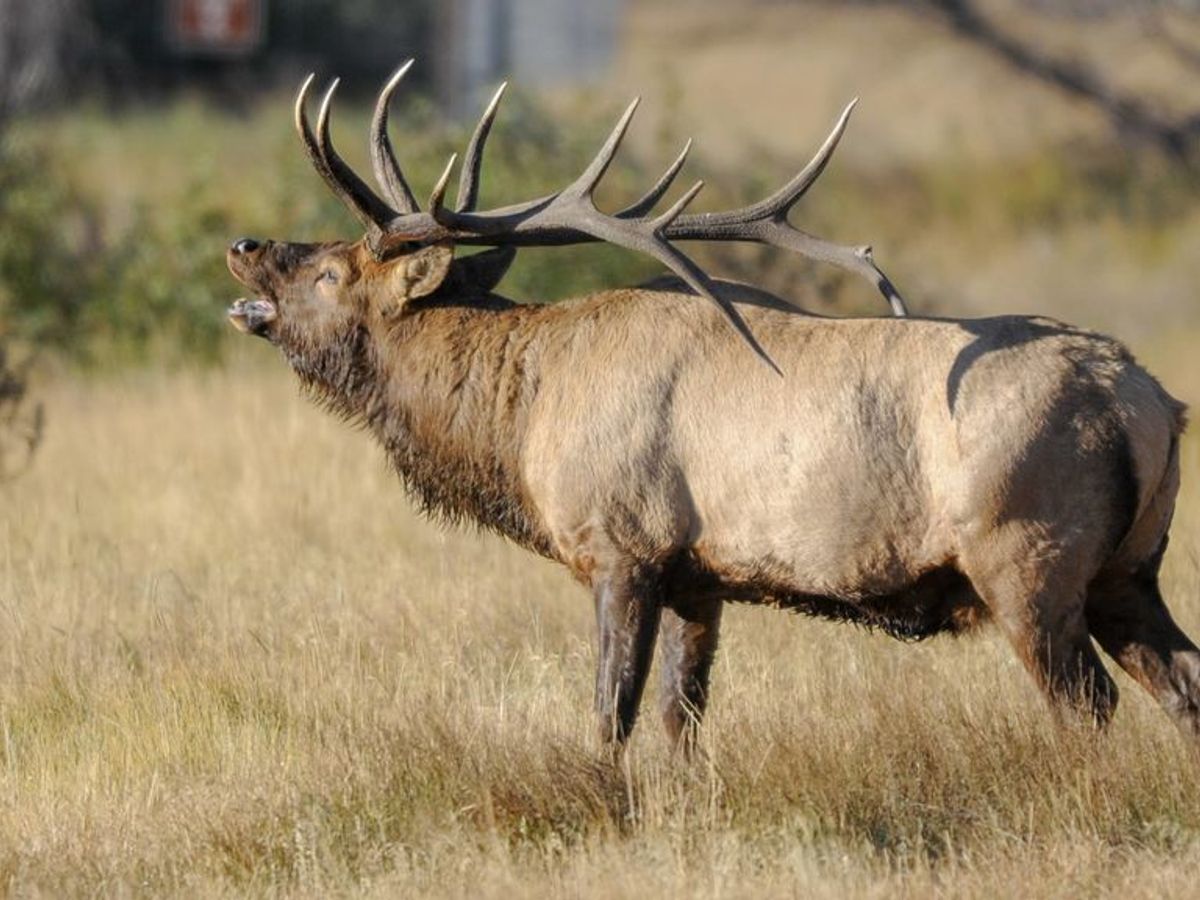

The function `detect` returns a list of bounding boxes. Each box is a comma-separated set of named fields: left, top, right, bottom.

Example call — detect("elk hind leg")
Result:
left=963, top=543, right=1118, bottom=727
left=1087, top=558, right=1200, bottom=740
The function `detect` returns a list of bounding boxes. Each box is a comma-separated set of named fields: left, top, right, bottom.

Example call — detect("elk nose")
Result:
left=231, top=237, right=260, bottom=254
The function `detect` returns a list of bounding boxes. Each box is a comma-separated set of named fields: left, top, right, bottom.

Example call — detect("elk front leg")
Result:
left=658, top=597, right=722, bottom=752
left=593, top=561, right=663, bottom=746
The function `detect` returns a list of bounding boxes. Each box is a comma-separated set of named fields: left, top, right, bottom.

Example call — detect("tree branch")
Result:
left=921, top=0, right=1200, bottom=161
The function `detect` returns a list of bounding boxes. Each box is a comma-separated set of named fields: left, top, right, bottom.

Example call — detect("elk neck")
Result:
left=303, top=294, right=555, bottom=557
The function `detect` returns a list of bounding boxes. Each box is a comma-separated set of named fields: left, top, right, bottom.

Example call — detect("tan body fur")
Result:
left=521, top=288, right=1174, bottom=589
left=229, top=233, right=1197, bottom=747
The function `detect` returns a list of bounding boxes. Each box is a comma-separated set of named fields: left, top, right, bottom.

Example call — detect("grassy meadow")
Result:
left=0, top=360, right=1198, bottom=898
left=4, top=1, right=1200, bottom=896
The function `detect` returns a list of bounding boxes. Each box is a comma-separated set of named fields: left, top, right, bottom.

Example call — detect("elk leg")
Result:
left=964, top=549, right=1117, bottom=726
left=592, top=561, right=663, bottom=746
left=1087, top=566, right=1200, bottom=739
left=658, top=597, right=723, bottom=752
left=999, top=592, right=1117, bottom=726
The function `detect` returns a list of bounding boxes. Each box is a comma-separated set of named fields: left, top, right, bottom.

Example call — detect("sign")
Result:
left=168, top=0, right=264, bottom=57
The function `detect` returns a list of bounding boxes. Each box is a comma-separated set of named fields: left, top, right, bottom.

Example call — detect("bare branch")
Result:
left=920, top=0, right=1200, bottom=160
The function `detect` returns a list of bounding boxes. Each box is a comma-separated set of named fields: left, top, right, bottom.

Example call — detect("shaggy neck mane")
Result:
left=289, top=296, right=554, bottom=557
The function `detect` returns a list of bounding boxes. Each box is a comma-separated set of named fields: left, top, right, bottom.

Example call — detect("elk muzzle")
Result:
left=227, top=297, right=278, bottom=335
left=227, top=238, right=278, bottom=336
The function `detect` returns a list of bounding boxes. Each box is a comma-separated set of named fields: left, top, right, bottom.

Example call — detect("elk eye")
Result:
left=316, top=269, right=339, bottom=285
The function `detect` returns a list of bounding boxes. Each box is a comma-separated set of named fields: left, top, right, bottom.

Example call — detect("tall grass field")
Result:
left=1, top=362, right=1197, bottom=897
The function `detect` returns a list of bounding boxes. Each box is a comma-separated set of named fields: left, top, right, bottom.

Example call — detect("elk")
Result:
left=227, top=63, right=1196, bottom=750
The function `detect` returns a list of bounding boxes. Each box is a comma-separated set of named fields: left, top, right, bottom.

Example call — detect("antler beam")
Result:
left=292, top=62, right=909, bottom=367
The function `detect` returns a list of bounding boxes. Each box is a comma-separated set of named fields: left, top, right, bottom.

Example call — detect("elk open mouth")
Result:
left=228, top=298, right=278, bottom=336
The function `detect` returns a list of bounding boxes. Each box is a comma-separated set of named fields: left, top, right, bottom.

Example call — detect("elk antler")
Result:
left=370, top=60, right=421, bottom=215
left=665, top=101, right=908, bottom=319
left=294, top=63, right=910, bottom=369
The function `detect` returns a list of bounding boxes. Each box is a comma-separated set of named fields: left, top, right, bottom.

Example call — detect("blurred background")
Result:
left=1, top=0, right=1199, bottom=475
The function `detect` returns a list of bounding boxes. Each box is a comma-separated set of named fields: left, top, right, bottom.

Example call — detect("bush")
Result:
left=0, top=146, right=97, bottom=350
left=0, top=142, right=234, bottom=363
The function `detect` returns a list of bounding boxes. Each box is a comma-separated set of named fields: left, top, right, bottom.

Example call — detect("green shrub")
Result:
left=0, top=143, right=236, bottom=363
left=0, top=146, right=98, bottom=350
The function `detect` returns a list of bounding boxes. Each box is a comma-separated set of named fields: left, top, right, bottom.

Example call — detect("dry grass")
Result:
left=0, top=358, right=1197, bottom=898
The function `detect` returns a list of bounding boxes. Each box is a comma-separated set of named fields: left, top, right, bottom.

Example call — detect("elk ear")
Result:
left=454, top=246, right=516, bottom=292
left=397, top=244, right=454, bottom=300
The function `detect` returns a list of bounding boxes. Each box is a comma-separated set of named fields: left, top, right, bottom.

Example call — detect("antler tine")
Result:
left=693, top=99, right=857, bottom=228
left=662, top=256, right=781, bottom=374
left=315, top=78, right=398, bottom=231
left=295, top=75, right=351, bottom=215
left=428, top=153, right=458, bottom=218
left=565, top=97, right=641, bottom=199
left=617, top=138, right=692, bottom=219
left=577, top=198, right=781, bottom=374
left=765, top=98, right=856, bottom=219
left=652, top=179, right=705, bottom=232
left=370, top=60, right=421, bottom=215
left=456, top=82, right=508, bottom=213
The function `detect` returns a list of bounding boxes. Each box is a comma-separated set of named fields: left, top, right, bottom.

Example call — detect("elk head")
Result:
left=227, top=61, right=908, bottom=376
left=227, top=237, right=450, bottom=343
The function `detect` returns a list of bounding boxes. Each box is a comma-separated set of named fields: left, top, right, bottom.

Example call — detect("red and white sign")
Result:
left=168, top=0, right=264, bottom=56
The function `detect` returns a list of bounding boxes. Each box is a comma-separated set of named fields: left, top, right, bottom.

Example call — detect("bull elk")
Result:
left=226, top=63, right=1197, bottom=750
